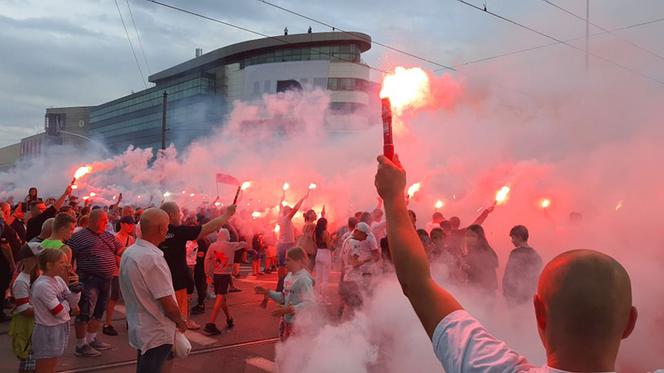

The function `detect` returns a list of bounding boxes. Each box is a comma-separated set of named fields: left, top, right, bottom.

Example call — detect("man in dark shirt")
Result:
left=159, top=202, right=236, bottom=330
left=25, top=184, right=71, bottom=241
left=10, top=203, right=27, bottom=243
left=502, top=225, right=543, bottom=306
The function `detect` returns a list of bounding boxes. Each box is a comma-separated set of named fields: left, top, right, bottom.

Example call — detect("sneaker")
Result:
left=89, top=338, right=112, bottom=351
left=102, top=324, right=118, bottom=336
left=226, top=318, right=234, bottom=329
left=186, top=319, right=200, bottom=330
left=75, top=344, right=102, bottom=357
left=191, top=304, right=205, bottom=315
left=204, top=323, right=221, bottom=336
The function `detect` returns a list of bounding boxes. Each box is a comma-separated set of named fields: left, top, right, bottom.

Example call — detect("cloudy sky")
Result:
left=1, top=0, right=663, bottom=147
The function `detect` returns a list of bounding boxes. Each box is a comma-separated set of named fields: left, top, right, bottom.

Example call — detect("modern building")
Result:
left=89, top=31, right=377, bottom=154
left=20, top=106, right=92, bottom=160
left=0, top=143, right=20, bottom=172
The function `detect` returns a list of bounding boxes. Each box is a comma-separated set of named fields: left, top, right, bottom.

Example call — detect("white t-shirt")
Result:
left=31, top=275, right=77, bottom=326
left=371, top=220, right=387, bottom=242
left=120, top=239, right=177, bottom=355
left=432, top=310, right=616, bottom=373
left=343, top=238, right=379, bottom=282
left=12, top=272, right=32, bottom=314
left=205, top=240, right=246, bottom=275
left=277, top=215, right=295, bottom=244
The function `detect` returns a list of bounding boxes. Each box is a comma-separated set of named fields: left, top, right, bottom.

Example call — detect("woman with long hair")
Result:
left=313, top=218, right=334, bottom=299
left=463, top=224, right=499, bottom=298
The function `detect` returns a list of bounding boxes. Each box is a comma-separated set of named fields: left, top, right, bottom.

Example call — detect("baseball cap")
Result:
left=16, top=242, right=45, bottom=261
left=355, top=222, right=371, bottom=235
left=120, top=216, right=136, bottom=224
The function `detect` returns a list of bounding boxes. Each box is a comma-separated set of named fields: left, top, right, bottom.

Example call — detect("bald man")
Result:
left=120, top=208, right=186, bottom=373
left=159, top=202, right=236, bottom=330
left=375, top=154, right=637, bottom=373
left=68, top=209, right=123, bottom=357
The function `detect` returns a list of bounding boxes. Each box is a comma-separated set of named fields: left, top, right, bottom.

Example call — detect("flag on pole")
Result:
left=216, top=173, right=240, bottom=185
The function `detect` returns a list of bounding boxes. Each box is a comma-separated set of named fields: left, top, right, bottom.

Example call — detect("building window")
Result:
left=263, top=80, right=272, bottom=93
left=253, top=81, right=260, bottom=95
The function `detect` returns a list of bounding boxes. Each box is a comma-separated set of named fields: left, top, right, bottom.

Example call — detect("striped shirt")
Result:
left=69, top=228, right=122, bottom=279
left=12, top=272, right=32, bottom=314
left=31, top=275, right=79, bottom=326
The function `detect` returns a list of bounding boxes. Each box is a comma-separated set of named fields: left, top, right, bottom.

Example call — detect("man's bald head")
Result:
left=160, top=202, right=181, bottom=225
left=88, top=209, right=108, bottom=234
left=140, top=208, right=169, bottom=246
left=534, top=249, right=637, bottom=370
left=40, top=218, right=55, bottom=239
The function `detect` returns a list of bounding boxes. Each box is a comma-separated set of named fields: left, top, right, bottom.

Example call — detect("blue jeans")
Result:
left=137, top=344, right=172, bottom=373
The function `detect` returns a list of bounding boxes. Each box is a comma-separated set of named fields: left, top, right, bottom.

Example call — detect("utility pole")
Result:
left=585, top=0, right=590, bottom=71
left=161, top=91, right=168, bottom=150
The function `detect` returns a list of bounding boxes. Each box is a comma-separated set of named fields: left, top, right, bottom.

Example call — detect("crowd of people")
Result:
left=0, top=160, right=635, bottom=373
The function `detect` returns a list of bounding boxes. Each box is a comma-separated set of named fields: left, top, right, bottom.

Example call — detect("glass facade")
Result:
left=240, top=43, right=361, bottom=68
left=90, top=75, right=223, bottom=153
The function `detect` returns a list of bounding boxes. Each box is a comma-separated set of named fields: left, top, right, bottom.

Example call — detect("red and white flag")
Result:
left=216, top=173, right=240, bottom=185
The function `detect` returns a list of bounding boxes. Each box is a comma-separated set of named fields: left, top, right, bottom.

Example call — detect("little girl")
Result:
left=31, top=249, right=80, bottom=373
left=256, top=247, right=314, bottom=340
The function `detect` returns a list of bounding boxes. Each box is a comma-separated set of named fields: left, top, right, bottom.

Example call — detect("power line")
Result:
left=255, top=0, right=457, bottom=71
left=455, top=0, right=664, bottom=87
left=539, top=0, right=664, bottom=63
left=445, top=16, right=664, bottom=69
left=115, top=0, right=148, bottom=88
left=143, top=0, right=389, bottom=74
left=126, top=0, right=152, bottom=75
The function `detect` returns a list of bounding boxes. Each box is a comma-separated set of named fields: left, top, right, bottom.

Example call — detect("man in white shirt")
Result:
left=374, top=154, right=638, bottom=373
left=120, top=208, right=187, bottom=373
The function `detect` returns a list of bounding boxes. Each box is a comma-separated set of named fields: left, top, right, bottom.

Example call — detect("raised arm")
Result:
left=471, top=205, right=494, bottom=226
left=54, top=185, right=73, bottom=210
left=198, top=205, right=237, bottom=240
left=375, top=155, right=462, bottom=338
left=287, top=191, right=309, bottom=220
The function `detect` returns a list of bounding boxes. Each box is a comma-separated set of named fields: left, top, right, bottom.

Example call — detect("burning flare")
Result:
left=407, top=182, right=422, bottom=199
left=308, top=183, right=317, bottom=190
left=435, top=200, right=444, bottom=209
left=615, top=200, right=624, bottom=211
left=380, top=67, right=431, bottom=115
left=274, top=224, right=280, bottom=233
left=251, top=211, right=264, bottom=219
left=282, top=182, right=290, bottom=191
left=89, top=192, right=96, bottom=197
left=495, top=186, right=511, bottom=205
left=73, top=166, right=92, bottom=180
left=241, top=181, right=252, bottom=191
left=163, top=192, right=171, bottom=198
left=540, top=198, right=551, bottom=209
left=189, top=193, right=195, bottom=197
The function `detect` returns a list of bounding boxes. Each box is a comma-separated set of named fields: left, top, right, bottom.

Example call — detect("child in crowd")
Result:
left=203, top=228, right=247, bottom=335
left=31, top=249, right=80, bottom=373
left=9, top=244, right=42, bottom=373
left=255, top=247, right=314, bottom=341
left=251, top=233, right=267, bottom=276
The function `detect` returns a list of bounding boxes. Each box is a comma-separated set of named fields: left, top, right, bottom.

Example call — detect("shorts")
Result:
left=339, top=281, right=363, bottom=307
left=32, top=323, right=70, bottom=359
left=19, top=353, right=36, bottom=371
left=110, top=276, right=120, bottom=301
left=277, top=243, right=292, bottom=267
left=213, top=274, right=232, bottom=295
left=77, top=274, right=111, bottom=323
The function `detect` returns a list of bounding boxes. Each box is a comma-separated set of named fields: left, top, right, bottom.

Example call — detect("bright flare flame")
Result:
left=251, top=211, right=263, bottom=219
left=73, top=166, right=92, bottom=179
left=241, top=181, right=252, bottom=191
left=89, top=192, right=96, bottom=197
left=163, top=192, right=171, bottom=198
left=407, top=182, right=422, bottom=199
left=214, top=202, right=221, bottom=207
left=308, top=183, right=317, bottom=190
left=435, top=200, right=444, bottom=209
left=274, top=224, right=280, bottom=233
left=189, top=193, right=195, bottom=197
left=615, top=200, right=623, bottom=211
left=495, top=186, right=511, bottom=205
left=540, top=198, right=551, bottom=209
left=379, top=67, right=431, bottom=114
left=282, top=182, right=290, bottom=191
left=82, top=196, right=89, bottom=200
left=71, top=185, right=78, bottom=190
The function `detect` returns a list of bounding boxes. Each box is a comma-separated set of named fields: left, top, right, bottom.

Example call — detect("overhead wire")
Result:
left=126, top=0, right=152, bottom=75
left=115, top=0, right=148, bottom=88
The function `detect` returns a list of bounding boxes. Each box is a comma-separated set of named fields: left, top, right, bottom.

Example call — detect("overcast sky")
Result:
left=1, top=0, right=662, bottom=147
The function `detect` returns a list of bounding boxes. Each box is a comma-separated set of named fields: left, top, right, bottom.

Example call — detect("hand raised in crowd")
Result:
left=375, top=154, right=406, bottom=202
